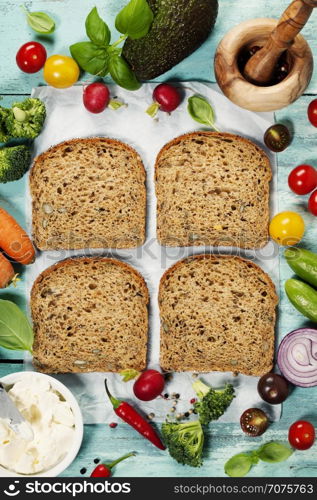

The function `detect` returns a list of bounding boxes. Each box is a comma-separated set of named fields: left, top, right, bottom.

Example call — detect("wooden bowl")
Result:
left=214, top=18, right=313, bottom=112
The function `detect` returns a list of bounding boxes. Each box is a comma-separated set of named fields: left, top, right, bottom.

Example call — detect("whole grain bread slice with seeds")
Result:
left=159, top=254, right=278, bottom=376
left=155, top=131, right=272, bottom=249
left=31, top=257, right=149, bottom=373
left=30, top=137, right=146, bottom=250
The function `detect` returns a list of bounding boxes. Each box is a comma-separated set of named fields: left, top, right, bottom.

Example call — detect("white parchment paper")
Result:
left=24, top=83, right=281, bottom=424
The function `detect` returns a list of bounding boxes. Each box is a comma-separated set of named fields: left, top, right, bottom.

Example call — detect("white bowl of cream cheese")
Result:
left=0, top=372, right=83, bottom=477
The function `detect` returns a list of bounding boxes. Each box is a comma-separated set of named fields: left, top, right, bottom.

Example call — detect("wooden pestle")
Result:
left=244, top=0, right=317, bottom=85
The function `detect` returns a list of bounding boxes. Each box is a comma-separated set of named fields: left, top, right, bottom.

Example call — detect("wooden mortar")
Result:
left=214, top=18, right=313, bottom=112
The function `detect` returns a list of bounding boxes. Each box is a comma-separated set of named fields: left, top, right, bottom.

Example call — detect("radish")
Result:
left=83, top=82, right=110, bottom=113
left=146, top=83, right=181, bottom=118
left=133, top=369, right=165, bottom=401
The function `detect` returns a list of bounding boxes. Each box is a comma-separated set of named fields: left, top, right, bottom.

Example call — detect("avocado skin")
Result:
left=122, top=0, right=218, bottom=80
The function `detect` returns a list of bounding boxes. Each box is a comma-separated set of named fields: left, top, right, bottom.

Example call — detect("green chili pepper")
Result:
left=284, top=247, right=317, bottom=289
left=285, top=278, right=317, bottom=322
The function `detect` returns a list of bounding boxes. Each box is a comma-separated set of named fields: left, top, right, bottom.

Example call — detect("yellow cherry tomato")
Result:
left=269, top=211, right=305, bottom=246
left=43, top=55, right=80, bottom=89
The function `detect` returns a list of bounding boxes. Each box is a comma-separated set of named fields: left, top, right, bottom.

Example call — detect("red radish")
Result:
left=133, top=369, right=165, bottom=401
left=83, top=82, right=110, bottom=113
left=146, top=83, right=181, bottom=118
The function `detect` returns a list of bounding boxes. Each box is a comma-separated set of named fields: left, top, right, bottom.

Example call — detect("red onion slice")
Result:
left=277, top=328, right=317, bottom=387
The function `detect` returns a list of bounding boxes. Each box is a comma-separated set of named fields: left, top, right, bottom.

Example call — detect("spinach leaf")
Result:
left=85, top=7, right=111, bottom=46
left=187, top=95, right=219, bottom=131
left=115, top=0, right=153, bottom=40
left=257, top=442, right=294, bottom=463
left=224, top=453, right=253, bottom=477
left=109, top=55, right=141, bottom=90
left=0, top=300, right=33, bottom=353
left=70, top=42, right=109, bottom=76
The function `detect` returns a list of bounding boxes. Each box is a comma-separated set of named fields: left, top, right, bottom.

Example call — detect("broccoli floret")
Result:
left=0, top=107, right=10, bottom=143
left=193, top=379, right=235, bottom=425
left=161, top=420, right=204, bottom=467
left=0, top=145, right=31, bottom=183
left=5, top=98, right=46, bottom=140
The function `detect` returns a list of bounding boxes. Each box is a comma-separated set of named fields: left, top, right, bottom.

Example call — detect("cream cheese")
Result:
left=0, top=374, right=75, bottom=475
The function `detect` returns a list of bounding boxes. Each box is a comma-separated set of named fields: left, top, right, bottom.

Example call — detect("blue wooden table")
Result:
left=0, top=0, right=317, bottom=477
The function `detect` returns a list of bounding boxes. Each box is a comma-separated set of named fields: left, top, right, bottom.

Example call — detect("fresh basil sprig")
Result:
left=187, top=95, right=219, bottom=131
left=70, top=1, right=153, bottom=90
left=0, top=300, right=33, bottom=353
left=21, top=5, right=55, bottom=35
left=225, top=442, right=293, bottom=477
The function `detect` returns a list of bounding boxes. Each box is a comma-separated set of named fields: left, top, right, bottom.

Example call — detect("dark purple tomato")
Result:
left=258, top=373, right=289, bottom=404
left=240, top=408, right=269, bottom=436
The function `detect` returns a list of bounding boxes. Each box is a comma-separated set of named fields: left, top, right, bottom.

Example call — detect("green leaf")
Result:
left=115, top=0, right=153, bottom=40
left=224, top=453, right=253, bottom=477
left=85, top=7, right=111, bottom=46
left=70, top=42, right=109, bottom=76
left=23, top=8, right=55, bottom=35
left=187, top=95, right=219, bottom=131
left=109, top=55, right=141, bottom=90
left=257, top=442, right=294, bottom=463
left=0, top=300, right=33, bottom=352
left=120, top=369, right=139, bottom=382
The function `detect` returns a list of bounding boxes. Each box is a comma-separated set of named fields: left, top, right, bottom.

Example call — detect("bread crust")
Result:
left=30, top=137, right=146, bottom=251
left=159, top=253, right=278, bottom=376
left=155, top=131, right=272, bottom=249
left=31, top=257, right=149, bottom=374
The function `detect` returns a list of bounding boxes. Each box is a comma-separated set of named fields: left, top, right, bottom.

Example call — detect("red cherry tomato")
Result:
left=308, top=189, right=317, bottom=216
left=288, top=165, right=317, bottom=195
left=133, top=369, right=165, bottom=401
left=288, top=420, right=315, bottom=450
left=153, top=84, right=181, bottom=112
left=16, top=42, right=47, bottom=74
left=308, top=99, right=317, bottom=127
left=83, top=82, right=110, bottom=113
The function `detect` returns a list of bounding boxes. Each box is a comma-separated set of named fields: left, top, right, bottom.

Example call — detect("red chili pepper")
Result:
left=105, top=379, right=166, bottom=450
left=90, top=452, right=135, bottom=477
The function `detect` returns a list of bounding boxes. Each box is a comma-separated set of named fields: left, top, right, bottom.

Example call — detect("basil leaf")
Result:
left=25, top=10, right=55, bottom=35
left=187, top=95, right=219, bottom=131
left=224, top=453, right=253, bottom=477
left=115, top=0, right=153, bottom=40
left=70, top=42, right=109, bottom=76
left=0, top=300, right=33, bottom=353
left=109, top=55, right=141, bottom=90
left=85, top=7, right=111, bottom=46
left=257, top=442, right=293, bottom=463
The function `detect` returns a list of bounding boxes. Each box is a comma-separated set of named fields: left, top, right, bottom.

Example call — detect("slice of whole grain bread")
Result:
left=30, top=138, right=146, bottom=250
left=155, top=132, right=272, bottom=249
left=159, top=254, right=278, bottom=376
left=31, top=257, right=149, bottom=373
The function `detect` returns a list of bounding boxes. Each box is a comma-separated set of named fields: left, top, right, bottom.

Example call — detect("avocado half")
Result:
left=122, top=0, right=219, bottom=80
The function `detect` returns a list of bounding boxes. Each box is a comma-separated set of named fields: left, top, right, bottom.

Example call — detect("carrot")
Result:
left=0, top=253, right=15, bottom=288
left=0, top=208, right=35, bottom=265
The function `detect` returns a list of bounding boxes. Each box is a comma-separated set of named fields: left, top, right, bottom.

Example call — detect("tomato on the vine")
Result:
left=43, top=55, right=80, bottom=89
left=289, top=420, right=315, bottom=450
left=288, top=165, right=317, bottom=195
left=269, top=211, right=305, bottom=246
left=308, top=189, right=317, bottom=216
left=16, top=42, right=47, bottom=74
left=308, top=99, right=317, bottom=127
